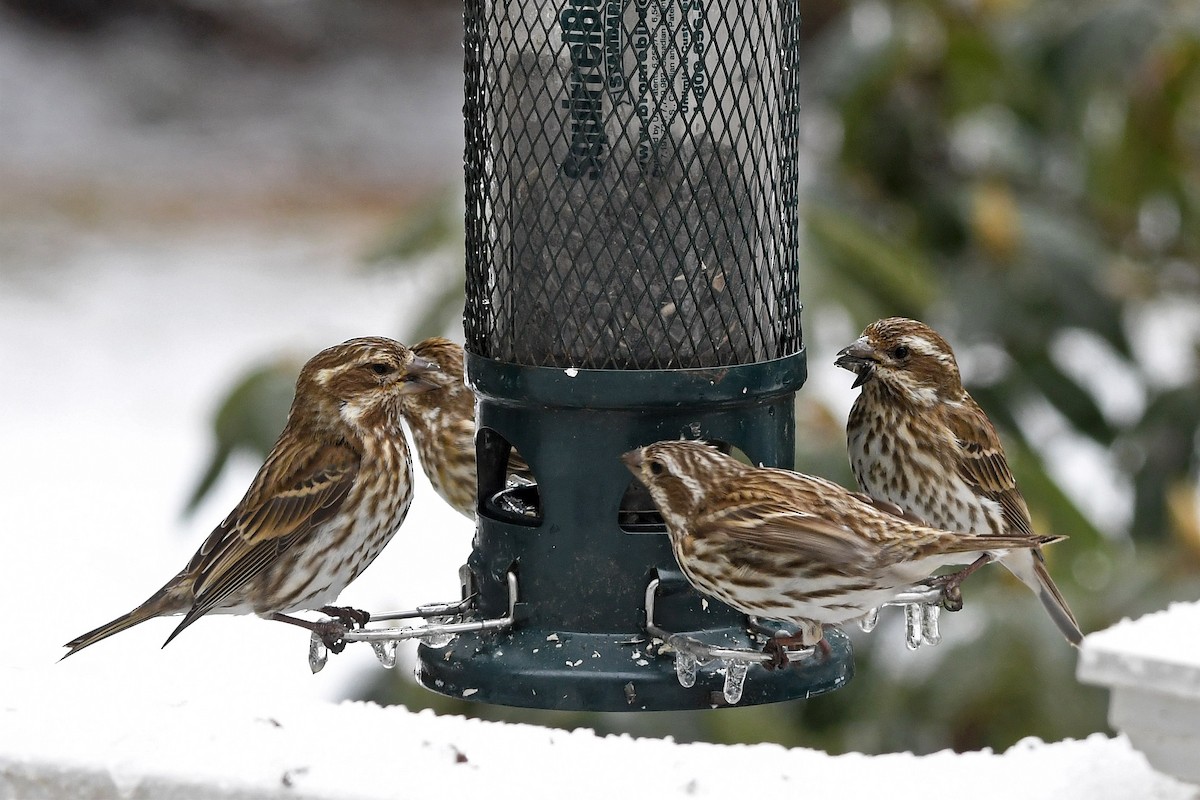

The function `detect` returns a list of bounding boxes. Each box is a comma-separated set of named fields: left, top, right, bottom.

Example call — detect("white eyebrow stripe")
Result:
left=905, top=334, right=955, bottom=364
left=904, top=335, right=940, bottom=356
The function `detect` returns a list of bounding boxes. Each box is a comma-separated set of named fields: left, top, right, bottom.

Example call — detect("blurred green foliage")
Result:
left=185, top=359, right=300, bottom=515
left=196, top=0, right=1200, bottom=756
left=184, top=192, right=466, bottom=511
left=361, top=189, right=467, bottom=343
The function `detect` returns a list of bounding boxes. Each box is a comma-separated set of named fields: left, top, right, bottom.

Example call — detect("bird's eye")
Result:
left=648, top=459, right=665, bottom=477
left=368, top=363, right=394, bottom=376
left=892, top=345, right=910, bottom=359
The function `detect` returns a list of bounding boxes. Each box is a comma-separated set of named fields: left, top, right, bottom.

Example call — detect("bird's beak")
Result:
left=834, top=338, right=878, bottom=389
left=398, top=355, right=442, bottom=394
left=621, top=449, right=644, bottom=474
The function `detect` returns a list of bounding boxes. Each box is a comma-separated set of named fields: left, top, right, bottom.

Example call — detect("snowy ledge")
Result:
left=2, top=694, right=1196, bottom=800
left=1077, top=599, right=1200, bottom=786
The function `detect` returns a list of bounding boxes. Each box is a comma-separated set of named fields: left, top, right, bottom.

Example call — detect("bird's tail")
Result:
left=998, top=547, right=1084, bottom=646
left=61, top=585, right=184, bottom=660
left=935, top=531, right=1065, bottom=555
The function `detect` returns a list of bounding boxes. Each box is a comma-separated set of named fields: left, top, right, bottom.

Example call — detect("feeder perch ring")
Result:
left=643, top=576, right=820, bottom=705
left=307, top=571, right=518, bottom=673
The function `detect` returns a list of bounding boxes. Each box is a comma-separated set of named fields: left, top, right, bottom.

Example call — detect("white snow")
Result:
left=1, top=691, right=1195, bottom=800
left=1078, top=600, right=1200, bottom=698
left=1077, top=601, right=1200, bottom=785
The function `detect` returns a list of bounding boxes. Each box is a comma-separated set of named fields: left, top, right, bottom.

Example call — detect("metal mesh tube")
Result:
left=464, top=0, right=803, bottom=369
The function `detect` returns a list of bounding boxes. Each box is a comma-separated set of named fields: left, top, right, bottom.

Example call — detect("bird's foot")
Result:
left=762, top=632, right=827, bottom=670
left=320, top=605, right=371, bottom=628
left=941, top=583, right=964, bottom=613
left=925, top=574, right=965, bottom=612
left=926, top=556, right=993, bottom=614
left=762, top=638, right=790, bottom=671
left=313, top=620, right=350, bottom=654
left=928, top=553, right=991, bottom=612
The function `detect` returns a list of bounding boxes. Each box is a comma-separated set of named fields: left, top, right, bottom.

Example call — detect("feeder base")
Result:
left=416, top=627, right=852, bottom=712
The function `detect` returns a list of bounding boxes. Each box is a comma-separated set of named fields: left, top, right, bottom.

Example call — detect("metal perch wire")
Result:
left=307, top=571, right=518, bottom=673
left=643, top=578, right=953, bottom=704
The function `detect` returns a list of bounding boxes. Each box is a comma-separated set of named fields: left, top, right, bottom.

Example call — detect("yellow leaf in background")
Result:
left=1166, top=481, right=1200, bottom=565
left=796, top=397, right=845, bottom=446
left=972, top=181, right=1021, bottom=262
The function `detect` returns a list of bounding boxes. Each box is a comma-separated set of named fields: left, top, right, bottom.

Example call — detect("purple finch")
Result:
left=399, top=337, right=531, bottom=519
left=623, top=440, right=1060, bottom=653
left=836, top=317, right=1084, bottom=645
left=64, top=337, right=441, bottom=657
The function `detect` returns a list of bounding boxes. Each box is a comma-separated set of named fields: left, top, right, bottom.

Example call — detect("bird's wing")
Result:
left=848, top=489, right=930, bottom=526
left=185, top=440, right=360, bottom=616
left=694, top=498, right=875, bottom=570
left=945, top=398, right=1035, bottom=536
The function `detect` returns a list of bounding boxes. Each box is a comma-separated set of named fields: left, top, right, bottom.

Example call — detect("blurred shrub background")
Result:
left=12, top=0, right=1199, bottom=755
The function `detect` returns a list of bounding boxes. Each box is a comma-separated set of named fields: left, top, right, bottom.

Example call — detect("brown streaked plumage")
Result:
left=623, top=440, right=1060, bottom=650
left=399, top=337, right=531, bottom=518
left=836, top=316, right=1084, bottom=645
left=63, top=337, right=442, bottom=658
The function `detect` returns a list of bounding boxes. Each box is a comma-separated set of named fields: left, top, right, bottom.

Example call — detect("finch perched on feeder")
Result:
left=836, top=317, right=1084, bottom=645
left=398, top=337, right=531, bottom=518
left=623, top=440, right=1061, bottom=660
left=63, top=338, right=441, bottom=658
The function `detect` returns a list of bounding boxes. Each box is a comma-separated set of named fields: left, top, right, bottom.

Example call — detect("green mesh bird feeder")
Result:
left=413, top=0, right=855, bottom=710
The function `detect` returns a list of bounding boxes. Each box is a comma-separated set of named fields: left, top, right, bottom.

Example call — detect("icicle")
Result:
left=904, top=603, right=922, bottom=651
left=722, top=660, right=749, bottom=705
left=858, top=607, right=880, bottom=633
left=674, top=650, right=698, bottom=688
left=308, top=633, right=329, bottom=674
left=421, top=617, right=456, bottom=648
left=921, top=603, right=941, bottom=646
left=371, top=640, right=398, bottom=668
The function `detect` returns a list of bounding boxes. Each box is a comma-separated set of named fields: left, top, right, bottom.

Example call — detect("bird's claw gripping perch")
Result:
left=923, top=554, right=991, bottom=613
left=760, top=632, right=827, bottom=671
left=306, top=571, right=518, bottom=674
left=643, top=577, right=818, bottom=702
left=320, top=605, right=371, bottom=629
left=760, top=638, right=808, bottom=671
left=761, top=638, right=790, bottom=671
left=301, top=618, right=352, bottom=672
left=314, top=620, right=350, bottom=654
left=930, top=577, right=965, bottom=612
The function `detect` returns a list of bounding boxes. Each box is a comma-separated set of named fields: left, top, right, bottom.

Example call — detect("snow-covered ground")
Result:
left=4, top=696, right=1196, bottom=800
left=1078, top=601, right=1200, bottom=785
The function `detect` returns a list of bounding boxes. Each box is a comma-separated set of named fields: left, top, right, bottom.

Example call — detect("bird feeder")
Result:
left=414, top=0, right=855, bottom=710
